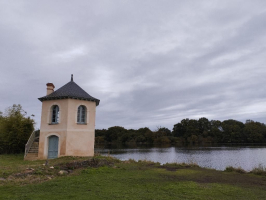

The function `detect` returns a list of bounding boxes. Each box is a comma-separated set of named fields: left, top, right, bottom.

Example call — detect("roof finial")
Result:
left=71, top=74, right=73, bottom=82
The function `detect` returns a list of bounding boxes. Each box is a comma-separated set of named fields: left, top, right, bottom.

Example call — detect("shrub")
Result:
left=225, top=166, right=246, bottom=174
left=251, top=164, right=266, bottom=175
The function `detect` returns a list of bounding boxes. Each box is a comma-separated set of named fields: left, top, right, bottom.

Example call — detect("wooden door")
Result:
left=48, top=135, right=59, bottom=159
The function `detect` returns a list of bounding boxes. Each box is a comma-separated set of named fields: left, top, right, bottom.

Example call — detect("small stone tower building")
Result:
left=25, top=75, right=100, bottom=160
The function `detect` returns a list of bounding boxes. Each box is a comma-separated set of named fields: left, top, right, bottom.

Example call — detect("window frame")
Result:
left=50, top=105, right=60, bottom=124
left=77, top=105, right=87, bottom=124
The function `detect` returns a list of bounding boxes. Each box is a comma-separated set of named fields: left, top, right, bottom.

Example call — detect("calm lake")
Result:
left=95, top=145, right=266, bottom=171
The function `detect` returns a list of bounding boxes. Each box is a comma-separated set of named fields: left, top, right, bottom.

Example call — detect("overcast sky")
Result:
left=0, top=1, right=266, bottom=130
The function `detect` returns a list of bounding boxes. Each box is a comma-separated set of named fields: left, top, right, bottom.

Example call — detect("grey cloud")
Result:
left=1, top=0, right=266, bottom=130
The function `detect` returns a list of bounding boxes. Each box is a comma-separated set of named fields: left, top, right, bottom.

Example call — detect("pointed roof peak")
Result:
left=38, top=76, right=100, bottom=106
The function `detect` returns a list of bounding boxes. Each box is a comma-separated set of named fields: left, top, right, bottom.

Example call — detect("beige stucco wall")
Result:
left=38, top=99, right=96, bottom=159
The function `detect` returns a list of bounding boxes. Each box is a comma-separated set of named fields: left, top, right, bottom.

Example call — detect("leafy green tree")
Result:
left=104, top=126, right=127, bottom=142
left=172, top=123, right=184, bottom=137
left=157, top=127, right=172, bottom=136
left=244, top=120, right=266, bottom=143
left=120, top=132, right=131, bottom=143
left=221, top=120, right=244, bottom=143
left=198, top=117, right=210, bottom=135
left=172, top=118, right=189, bottom=137
left=98, top=117, right=266, bottom=145
left=0, top=104, right=35, bottom=154
left=135, top=135, right=146, bottom=143
left=185, top=119, right=199, bottom=138
left=209, top=120, right=222, bottom=142
left=95, top=129, right=107, bottom=137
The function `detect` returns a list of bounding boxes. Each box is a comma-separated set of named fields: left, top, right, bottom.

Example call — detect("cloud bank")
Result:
left=0, top=0, right=266, bottom=130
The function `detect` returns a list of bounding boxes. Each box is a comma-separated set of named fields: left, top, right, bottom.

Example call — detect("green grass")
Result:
left=1, top=155, right=266, bottom=200
left=0, top=154, right=43, bottom=178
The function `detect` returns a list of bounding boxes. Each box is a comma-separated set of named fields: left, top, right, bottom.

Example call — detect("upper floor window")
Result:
left=51, top=105, right=59, bottom=124
left=77, top=105, right=86, bottom=124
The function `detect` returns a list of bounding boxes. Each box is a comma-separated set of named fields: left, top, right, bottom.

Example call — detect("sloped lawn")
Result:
left=0, top=154, right=266, bottom=200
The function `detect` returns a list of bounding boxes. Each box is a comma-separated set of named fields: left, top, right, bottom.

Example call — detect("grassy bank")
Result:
left=1, top=154, right=266, bottom=200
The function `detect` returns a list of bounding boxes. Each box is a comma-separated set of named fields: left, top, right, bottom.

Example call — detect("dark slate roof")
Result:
left=38, top=80, right=100, bottom=106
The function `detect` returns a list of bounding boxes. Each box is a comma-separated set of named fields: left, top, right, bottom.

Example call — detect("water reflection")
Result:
left=95, top=145, right=266, bottom=171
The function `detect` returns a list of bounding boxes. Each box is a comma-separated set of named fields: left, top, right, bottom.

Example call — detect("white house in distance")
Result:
left=24, top=75, right=100, bottom=160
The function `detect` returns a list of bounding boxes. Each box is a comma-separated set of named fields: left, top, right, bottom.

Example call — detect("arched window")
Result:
left=77, top=105, right=86, bottom=124
left=51, top=105, right=59, bottom=124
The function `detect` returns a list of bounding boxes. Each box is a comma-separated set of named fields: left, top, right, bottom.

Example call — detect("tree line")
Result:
left=0, top=104, right=35, bottom=154
left=96, top=117, right=266, bottom=144
left=1, top=104, right=266, bottom=154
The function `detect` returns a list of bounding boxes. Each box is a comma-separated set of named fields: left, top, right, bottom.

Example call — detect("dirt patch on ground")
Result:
left=1, top=158, right=117, bottom=185
left=159, top=164, right=194, bottom=171
left=191, top=168, right=266, bottom=188
left=163, top=166, right=177, bottom=171
left=159, top=167, right=266, bottom=189
left=55, top=158, right=115, bottom=170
